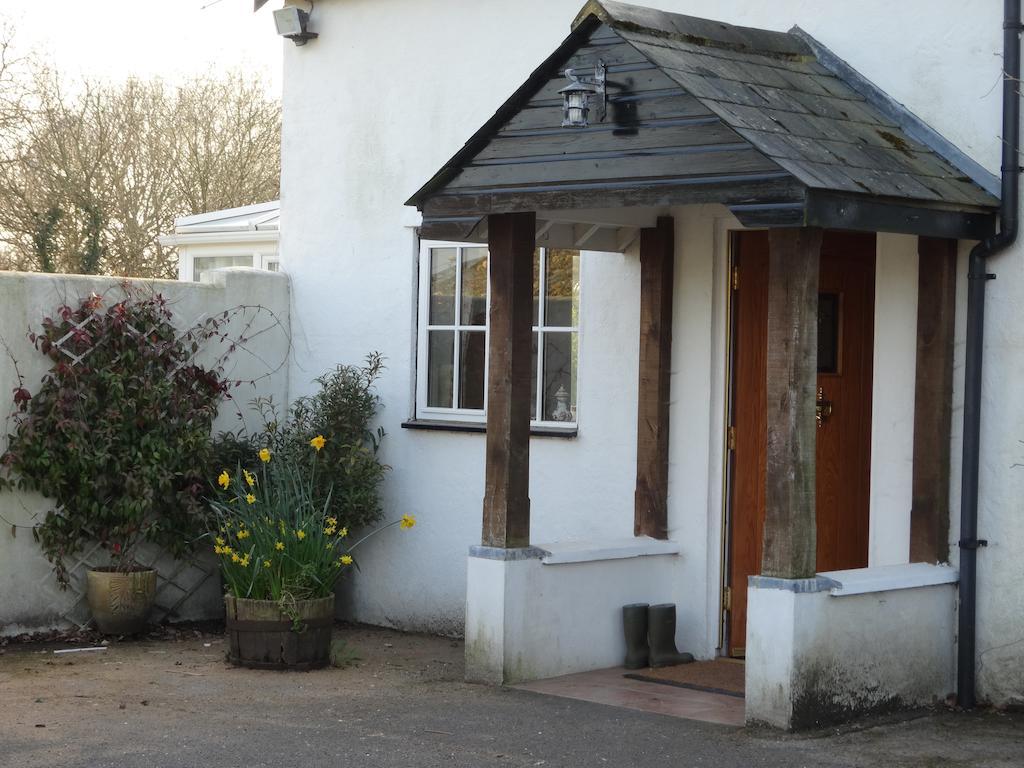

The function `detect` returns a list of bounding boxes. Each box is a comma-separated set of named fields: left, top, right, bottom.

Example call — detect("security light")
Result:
left=559, top=61, right=607, bottom=128
left=274, top=6, right=318, bottom=46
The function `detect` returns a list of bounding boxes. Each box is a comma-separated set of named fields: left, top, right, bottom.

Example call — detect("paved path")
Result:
left=2, top=625, right=1021, bottom=767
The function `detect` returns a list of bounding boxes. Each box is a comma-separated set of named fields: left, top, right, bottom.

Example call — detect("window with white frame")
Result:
left=416, top=241, right=580, bottom=426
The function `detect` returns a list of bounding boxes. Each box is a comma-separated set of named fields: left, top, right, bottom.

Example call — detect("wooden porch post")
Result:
left=482, top=212, right=535, bottom=548
left=634, top=216, right=674, bottom=539
left=910, top=237, right=957, bottom=562
left=762, top=227, right=822, bottom=578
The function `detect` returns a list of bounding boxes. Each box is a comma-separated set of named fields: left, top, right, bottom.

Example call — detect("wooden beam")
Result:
left=762, top=227, right=822, bottom=578
left=421, top=175, right=804, bottom=218
left=634, top=216, right=675, bottom=539
left=805, top=190, right=995, bottom=241
left=574, top=223, right=603, bottom=248
left=910, top=237, right=957, bottom=562
left=482, top=212, right=536, bottom=548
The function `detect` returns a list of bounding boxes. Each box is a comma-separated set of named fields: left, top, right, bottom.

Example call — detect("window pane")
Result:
left=531, top=332, right=538, bottom=421
left=542, top=331, right=577, bottom=422
left=545, top=249, right=580, bottom=328
left=429, top=248, right=457, bottom=325
left=193, top=254, right=253, bottom=282
left=532, top=249, right=541, bottom=326
left=427, top=330, right=454, bottom=407
left=459, top=330, right=486, bottom=409
left=818, top=293, right=839, bottom=374
left=461, top=248, right=488, bottom=326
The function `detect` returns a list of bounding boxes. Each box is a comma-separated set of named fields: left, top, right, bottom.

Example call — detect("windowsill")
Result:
left=749, top=563, right=959, bottom=596
left=401, top=419, right=578, bottom=439
left=536, top=537, right=681, bottom=565
left=820, top=563, right=959, bottom=597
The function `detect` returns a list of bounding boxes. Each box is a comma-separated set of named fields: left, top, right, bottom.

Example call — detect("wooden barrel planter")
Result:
left=224, top=594, right=334, bottom=670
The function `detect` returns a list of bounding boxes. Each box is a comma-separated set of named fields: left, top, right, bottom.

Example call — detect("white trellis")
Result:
left=37, top=304, right=223, bottom=630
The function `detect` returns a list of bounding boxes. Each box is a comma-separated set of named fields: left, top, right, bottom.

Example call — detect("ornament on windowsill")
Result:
left=551, top=385, right=573, bottom=422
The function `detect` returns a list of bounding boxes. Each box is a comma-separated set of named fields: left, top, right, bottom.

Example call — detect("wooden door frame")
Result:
left=720, top=228, right=742, bottom=657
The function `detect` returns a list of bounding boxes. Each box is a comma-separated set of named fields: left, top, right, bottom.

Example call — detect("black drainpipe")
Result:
left=957, top=0, right=1021, bottom=710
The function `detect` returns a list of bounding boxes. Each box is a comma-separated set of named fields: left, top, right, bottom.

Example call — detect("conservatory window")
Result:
left=416, top=241, right=580, bottom=426
left=192, top=254, right=255, bottom=282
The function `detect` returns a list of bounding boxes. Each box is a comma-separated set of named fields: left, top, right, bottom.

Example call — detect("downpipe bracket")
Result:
left=958, top=538, right=989, bottom=550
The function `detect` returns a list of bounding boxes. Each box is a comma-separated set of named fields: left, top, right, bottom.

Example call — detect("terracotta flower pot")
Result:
left=224, top=594, right=334, bottom=670
left=86, top=568, right=157, bottom=635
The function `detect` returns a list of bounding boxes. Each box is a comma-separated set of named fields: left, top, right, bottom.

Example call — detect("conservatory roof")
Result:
left=171, top=201, right=280, bottom=235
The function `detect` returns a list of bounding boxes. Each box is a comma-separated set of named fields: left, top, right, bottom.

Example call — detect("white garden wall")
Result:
left=280, top=0, right=1024, bottom=705
left=0, top=268, right=290, bottom=634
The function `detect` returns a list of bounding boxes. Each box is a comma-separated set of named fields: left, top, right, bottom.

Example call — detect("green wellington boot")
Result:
left=622, top=603, right=650, bottom=669
left=648, top=603, right=695, bottom=668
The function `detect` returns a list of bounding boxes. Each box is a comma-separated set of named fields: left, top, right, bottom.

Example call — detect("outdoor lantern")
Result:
left=273, top=6, right=318, bottom=46
left=559, top=61, right=607, bottom=128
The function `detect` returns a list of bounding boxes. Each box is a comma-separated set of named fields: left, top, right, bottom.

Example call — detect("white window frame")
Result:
left=416, top=239, right=580, bottom=428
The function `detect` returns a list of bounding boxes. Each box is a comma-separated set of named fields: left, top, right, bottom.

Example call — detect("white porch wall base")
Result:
left=745, top=574, right=956, bottom=730
left=465, top=546, right=680, bottom=684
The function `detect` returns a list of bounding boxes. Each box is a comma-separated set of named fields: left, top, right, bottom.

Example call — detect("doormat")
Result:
left=624, top=658, right=745, bottom=699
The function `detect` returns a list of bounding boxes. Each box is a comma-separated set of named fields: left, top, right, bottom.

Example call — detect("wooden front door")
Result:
left=726, top=230, right=875, bottom=657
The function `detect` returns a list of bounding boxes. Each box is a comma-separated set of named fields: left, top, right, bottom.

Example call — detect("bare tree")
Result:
left=0, top=41, right=280, bottom=278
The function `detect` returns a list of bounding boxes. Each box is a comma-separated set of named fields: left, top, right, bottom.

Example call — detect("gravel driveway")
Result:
left=1, top=624, right=1021, bottom=768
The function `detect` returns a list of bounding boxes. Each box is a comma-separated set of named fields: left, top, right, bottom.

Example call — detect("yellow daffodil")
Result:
left=296, top=529, right=306, bottom=541
left=245, top=493, right=256, bottom=505
left=215, top=536, right=225, bottom=547
left=217, top=470, right=230, bottom=489
left=400, top=514, right=417, bottom=530
left=239, top=554, right=250, bottom=568
left=213, top=545, right=225, bottom=555
left=231, top=552, right=241, bottom=563
left=243, top=469, right=255, bottom=487
left=339, top=527, right=348, bottom=538
left=340, top=555, right=353, bottom=566
left=310, top=434, right=326, bottom=452
left=263, top=559, right=271, bottom=568
left=326, top=516, right=338, bottom=527
left=324, top=525, right=336, bottom=536
left=258, top=448, right=271, bottom=463
left=237, top=529, right=250, bottom=540
left=275, top=541, right=285, bottom=551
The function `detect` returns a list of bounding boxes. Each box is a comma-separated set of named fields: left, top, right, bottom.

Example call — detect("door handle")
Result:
left=816, top=387, right=833, bottom=428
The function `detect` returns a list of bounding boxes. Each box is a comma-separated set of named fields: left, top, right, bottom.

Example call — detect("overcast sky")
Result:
left=3, top=0, right=282, bottom=92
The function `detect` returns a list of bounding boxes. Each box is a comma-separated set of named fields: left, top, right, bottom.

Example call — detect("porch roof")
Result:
left=408, top=0, right=997, bottom=245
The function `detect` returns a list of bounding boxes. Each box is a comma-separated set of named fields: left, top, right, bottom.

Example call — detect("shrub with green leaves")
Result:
left=0, top=288, right=229, bottom=585
left=213, top=353, right=388, bottom=533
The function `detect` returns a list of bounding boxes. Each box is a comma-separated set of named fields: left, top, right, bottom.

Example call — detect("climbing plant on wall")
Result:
left=0, top=287, right=233, bottom=585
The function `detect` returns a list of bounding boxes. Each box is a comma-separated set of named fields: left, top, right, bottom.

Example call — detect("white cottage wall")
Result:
left=281, top=0, right=1023, bottom=702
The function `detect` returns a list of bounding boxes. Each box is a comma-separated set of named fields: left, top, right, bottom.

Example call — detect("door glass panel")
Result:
left=458, top=330, right=486, bottom=409
left=460, top=248, right=488, bottom=326
left=427, top=330, right=454, bottom=407
left=429, top=248, right=457, bottom=325
left=818, top=292, right=839, bottom=374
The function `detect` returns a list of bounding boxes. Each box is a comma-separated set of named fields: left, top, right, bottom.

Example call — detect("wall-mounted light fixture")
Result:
left=559, top=61, right=606, bottom=128
left=273, top=5, right=318, bottom=46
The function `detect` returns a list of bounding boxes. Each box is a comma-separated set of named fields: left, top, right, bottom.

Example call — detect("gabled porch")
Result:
left=407, top=0, right=997, bottom=729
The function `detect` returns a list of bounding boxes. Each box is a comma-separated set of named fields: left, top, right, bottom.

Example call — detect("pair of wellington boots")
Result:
left=623, top=603, right=695, bottom=669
